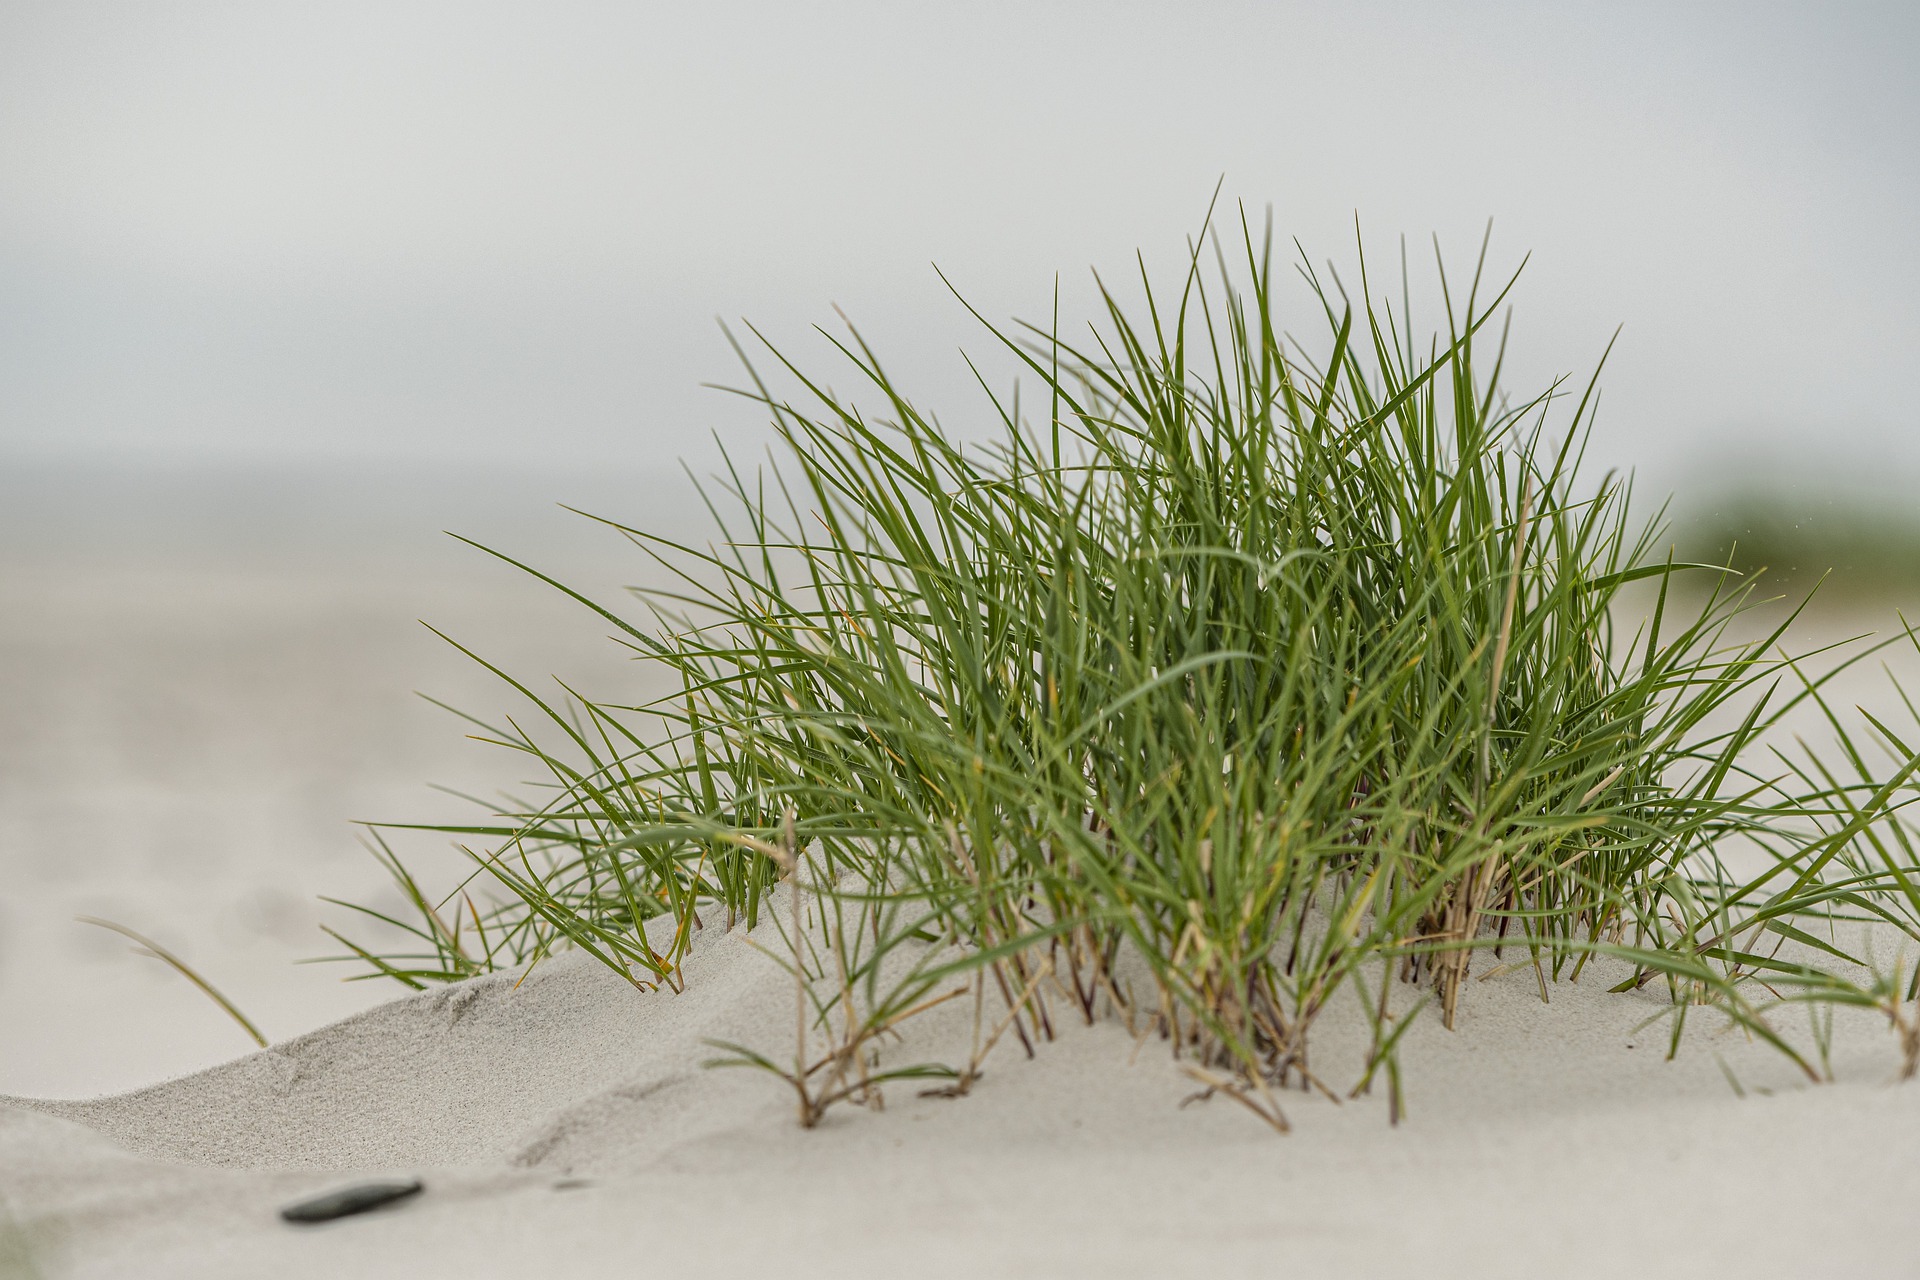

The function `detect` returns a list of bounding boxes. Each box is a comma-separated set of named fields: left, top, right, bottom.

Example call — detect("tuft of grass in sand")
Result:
left=329, top=208, right=1920, bottom=1127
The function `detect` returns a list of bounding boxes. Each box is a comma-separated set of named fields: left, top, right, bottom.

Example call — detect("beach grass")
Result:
left=328, top=208, right=1920, bottom=1124
left=77, top=917, right=268, bottom=1050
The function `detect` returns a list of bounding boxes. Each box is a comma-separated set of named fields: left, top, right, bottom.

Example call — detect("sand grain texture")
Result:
left=6, top=902, right=1920, bottom=1280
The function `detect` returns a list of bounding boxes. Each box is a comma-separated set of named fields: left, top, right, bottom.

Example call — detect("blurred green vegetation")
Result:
left=1678, top=479, right=1920, bottom=603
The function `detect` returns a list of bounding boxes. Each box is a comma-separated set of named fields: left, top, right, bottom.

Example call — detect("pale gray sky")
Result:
left=2, top=1, right=1916, bottom=483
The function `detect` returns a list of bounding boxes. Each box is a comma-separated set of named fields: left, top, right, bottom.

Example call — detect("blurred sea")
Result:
left=0, top=458, right=700, bottom=1096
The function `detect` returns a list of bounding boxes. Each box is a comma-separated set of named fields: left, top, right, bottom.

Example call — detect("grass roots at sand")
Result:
left=329, top=214, right=1920, bottom=1128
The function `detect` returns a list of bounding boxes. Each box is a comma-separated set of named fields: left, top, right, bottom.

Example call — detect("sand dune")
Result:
left=10, top=470, right=1920, bottom=1277
left=7, top=894, right=1920, bottom=1279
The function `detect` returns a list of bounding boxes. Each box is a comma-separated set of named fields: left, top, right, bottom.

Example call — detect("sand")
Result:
left=7, top=893, right=1920, bottom=1280
left=10, top=467, right=1920, bottom=1278
left=0, top=462, right=682, bottom=1098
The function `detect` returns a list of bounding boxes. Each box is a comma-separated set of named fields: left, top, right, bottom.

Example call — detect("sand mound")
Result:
left=7, top=904, right=1920, bottom=1278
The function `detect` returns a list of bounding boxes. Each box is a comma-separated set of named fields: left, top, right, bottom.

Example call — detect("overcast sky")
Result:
left=2, top=1, right=1916, bottom=487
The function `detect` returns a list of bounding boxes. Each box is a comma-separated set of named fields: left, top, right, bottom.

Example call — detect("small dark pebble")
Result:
left=280, top=1179, right=424, bottom=1224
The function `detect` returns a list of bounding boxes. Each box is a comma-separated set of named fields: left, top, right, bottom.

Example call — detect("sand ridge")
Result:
left=7, top=902, right=1920, bottom=1278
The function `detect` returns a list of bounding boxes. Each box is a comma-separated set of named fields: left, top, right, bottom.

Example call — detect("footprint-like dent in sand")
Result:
left=506, top=1074, right=687, bottom=1170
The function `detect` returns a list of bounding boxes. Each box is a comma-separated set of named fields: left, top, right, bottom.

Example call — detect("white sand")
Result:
left=10, top=474, right=1920, bottom=1278
left=7, top=897, right=1920, bottom=1280
left=0, top=464, right=678, bottom=1097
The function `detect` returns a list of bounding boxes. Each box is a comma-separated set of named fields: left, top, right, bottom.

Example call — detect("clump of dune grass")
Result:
left=330, top=210, right=1920, bottom=1126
